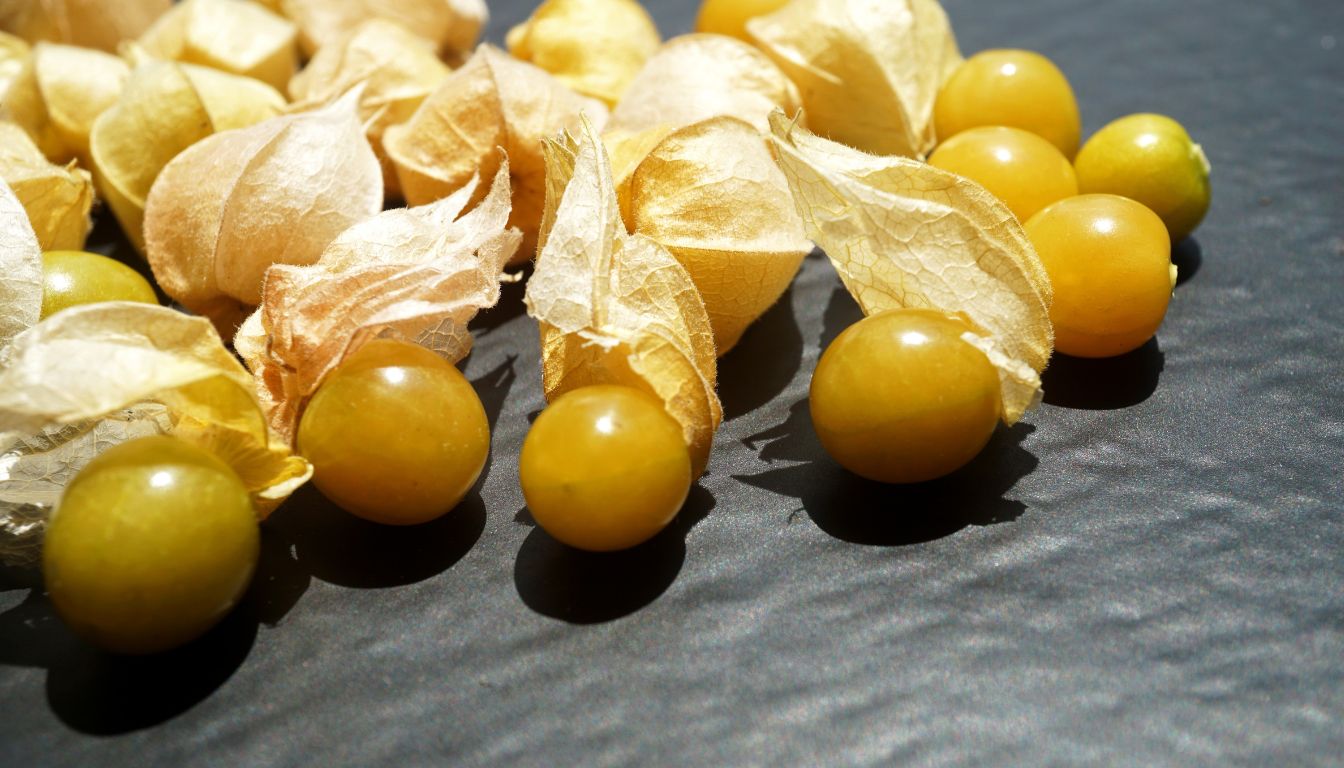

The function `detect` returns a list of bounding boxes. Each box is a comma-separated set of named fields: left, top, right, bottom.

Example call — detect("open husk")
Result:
left=606, top=33, right=801, bottom=135
left=0, top=120, right=92, bottom=251
left=288, top=19, right=451, bottom=199
left=0, top=303, right=312, bottom=567
left=0, top=0, right=172, bottom=52
left=137, top=0, right=299, bottom=92
left=235, top=159, right=520, bottom=442
left=0, top=179, right=41, bottom=348
left=0, top=42, right=129, bottom=166
left=0, top=31, right=25, bottom=99
left=748, top=0, right=961, bottom=157
left=278, top=0, right=487, bottom=62
left=384, top=44, right=607, bottom=262
left=89, top=52, right=286, bottom=254
left=506, top=0, right=660, bottom=107
left=768, top=112, right=1052, bottom=422
left=527, top=118, right=721, bottom=476
left=143, top=89, right=382, bottom=337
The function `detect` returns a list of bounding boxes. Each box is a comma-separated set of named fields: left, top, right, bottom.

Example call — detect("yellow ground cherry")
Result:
left=695, top=0, right=790, bottom=41
left=296, top=339, right=490, bottom=526
left=935, top=49, right=1081, bottom=158
left=1024, top=194, right=1177, bottom=358
left=1073, top=113, right=1211, bottom=242
left=520, top=385, right=691, bottom=552
left=43, top=435, right=258, bottom=654
left=40, top=250, right=159, bottom=319
left=810, top=309, right=1002, bottom=484
left=927, top=125, right=1079, bottom=222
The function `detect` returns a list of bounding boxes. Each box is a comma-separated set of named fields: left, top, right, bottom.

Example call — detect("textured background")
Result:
left=3, top=0, right=1343, bottom=765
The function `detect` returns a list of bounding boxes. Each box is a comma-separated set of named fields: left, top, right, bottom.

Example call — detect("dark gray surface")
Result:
left=3, top=0, right=1343, bottom=765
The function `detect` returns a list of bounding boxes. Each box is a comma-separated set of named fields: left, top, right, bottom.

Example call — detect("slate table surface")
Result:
left=2, top=0, right=1342, bottom=765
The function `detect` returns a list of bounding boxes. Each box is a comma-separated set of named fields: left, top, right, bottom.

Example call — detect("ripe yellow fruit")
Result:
left=935, top=49, right=1081, bottom=158
left=696, top=0, right=790, bottom=41
left=40, top=250, right=158, bottom=318
left=927, top=125, right=1078, bottom=223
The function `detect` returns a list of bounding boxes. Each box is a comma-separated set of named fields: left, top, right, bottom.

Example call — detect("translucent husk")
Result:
left=0, top=303, right=313, bottom=567
left=506, top=0, right=660, bottom=107
left=748, top=0, right=961, bottom=157
left=277, top=0, right=487, bottom=62
left=0, top=42, right=129, bottom=166
left=527, top=118, right=721, bottom=477
left=606, top=33, right=802, bottom=135
left=0, top=121, right=92, bottom=251
left=137, top=0, right=299, bottom=92
left=0, top=179, right=42, bottom=349
left=768, top=112, right=1052, bottom=423
left=88, top=52, right=286, bottom=254
left=0, top=30, right=26, bottom=100
left=287, top=19, right=451, bottom=199
left=384, top=44, right=607, bottom=263
left=0, top=0, right=172, bottom=53
left=143, top=89, right=383, bottom=337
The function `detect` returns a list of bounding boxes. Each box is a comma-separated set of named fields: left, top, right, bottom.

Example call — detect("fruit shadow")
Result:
left=734, top=398, right=1038, bottom=546
left=1042, top=338, right=1165, bottom=410
left=717, top=285, right=804, bottom=422
left=511, top=483, right=716, bottom=624
left=1173, top=236, right=1202, bottom=286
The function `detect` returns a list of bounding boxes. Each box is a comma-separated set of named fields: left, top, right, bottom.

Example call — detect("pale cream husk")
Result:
left=506, top=0, right=661, bottom=107
left=138, top=0, right=299, bottom=92
left=0, top=42, right=129, bottom=165
left=0, top=179, right=42, bottom=348
left=0, top=120, right=92, bottom=251
left=277, top=0, right=486, bottom=61
left=0, top=0, right=172, bottom=52
left=0, top=30, right=26, bottom=101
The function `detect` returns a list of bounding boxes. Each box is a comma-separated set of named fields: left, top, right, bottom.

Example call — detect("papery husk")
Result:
left=384, top=44, right=607, bottom=262
left=0, top=0, right=172, bottom=52
left=0, top=121, right=92, bottom=251
left=278, top=0, right=486, bottom=62
left=768, top=112, right=1052, bottom=423
left=235, top=159, right=520, bottom=441
left=0, top=179, right=42, bottom=348
left=288, top=19, right=451, bottom=199
left=527, top=118, right=721, bottom=477
left=0, top=303, right=313, bottom=567
left=748, top=0, right=961, bottom=158
left=0, top=42, right=128, bottom=166
left=138, top=0, right=299, bottom=92
left=143, top=89, right=382, bottom=337
left=89, top=52, right=286, bottom=254
left=506, top=0, right=660, bottom=107
left=0, top=31, right=26, bottom=100
left=606, top=33, right=802, bottom=135
left=615, top=117, right=810, bottom=355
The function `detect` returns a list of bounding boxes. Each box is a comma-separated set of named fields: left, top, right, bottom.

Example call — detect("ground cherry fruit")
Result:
left=296, top=339, right=490, bottom=526
left=810, top=309, right=1002, bottom=484
left=935, top=49, right=1082, bottom=158
left=695, top=0, right=790, bottom=41
left=927, top=125, right=1079, bottom=223
left=40, top=250, right=159, bottom=319
left=520, top=385, right=691, bottom=552
left=1024, top=194, right=1176, bottom=358
left=43, top=435, right=258, bottom=654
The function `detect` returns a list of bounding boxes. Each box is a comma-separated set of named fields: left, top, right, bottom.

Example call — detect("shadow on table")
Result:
left=718, top=285, right=804, bottom=422
left=512, top=484, right=716, bottom=624
left=1173, top=236, right=1202, bottom=286
left=1042, top=338, right=1165, bottom=410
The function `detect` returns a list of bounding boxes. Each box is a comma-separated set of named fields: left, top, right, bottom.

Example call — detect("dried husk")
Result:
left=0, top=0, right=172, bottom=52
left=89, top=53, right=286, bottom=254
left=0, top=30, right=26, bottom=100
left=0, top=303, right=312, bottom=567
left=748, top=0, right=961, bottom=158
left=615, top=117, right=810, bottom=354
left=277, top=0, right=487, bottom=62
left=143, top=90, right=381, bottom=337
left=138, top=0, right=299, bottom=92
left=527, top=118, right=721, bottom=477
left=288, top=19, right=451, bottom=199
left=768, top=112, right=1052, bottom=422
left=384, top=44, right=607, bottom=262
left=0, top=179, right=42, bottom=348
left=235, top=160, right=520, bottom=441
left=0, top=42, right=129, bottom=166
left=0, top=121, right=92, bottom=251
left=506, top=0, right=660, bottom=107
left=606, top=33, right=802, bottom=135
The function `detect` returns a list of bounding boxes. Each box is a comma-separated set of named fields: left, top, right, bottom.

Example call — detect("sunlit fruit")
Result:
left=296, top=339, right=489, bottom=525
left=696, top=0, right=790, bottom=41
left=40, top=250, right=158, bottom=319
left=43, top=435, right=258, bottom=654
left=1024, top=194, right=1176, bottom=358
left=520, top=385, right=691, bottom=552
left=810, top=309, right=1002, bottom=484
left=935, top=48, right=1081, bottom=157
left=927, top=125, right=1078, bottom=222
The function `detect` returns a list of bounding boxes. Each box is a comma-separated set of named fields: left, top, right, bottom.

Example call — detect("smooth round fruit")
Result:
left=520, top=385, right=691, bottom=552
left=810, top=309, right=1002, bottom=484
left=296, top=339, right=489, bottom=526
left=1024, top=194, right=1176, bottom=358
left=927, top=125, right=1079, bottom=222
left=43, top=435, right=258, bottom=654
left=696, top=0, right=790, bottom=41
left=935, top=49, right=1081, bottom=158
left=40, top=250, right=159, bottom=319
left=1073, top=113, right=1211, bottom=242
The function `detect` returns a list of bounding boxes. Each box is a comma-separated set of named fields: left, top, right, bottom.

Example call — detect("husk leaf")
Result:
left=0, top=179, right=42, bottom=348
left=278, top=0, right=486, bottom=62
left=0, top=42, right=128, bottom=166
left=138, top=0, right=299, bottom=92
left=0, top=0, right=172, bottom=53
left=0, top=121, right=92, bottom=251
left=0, top=30, right=26, bottom=100
left=748, top=0, right=961, bottom=157
left=768, top=112, right=1052, bottom=423
left=506, top=0, right=660, bottom=107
